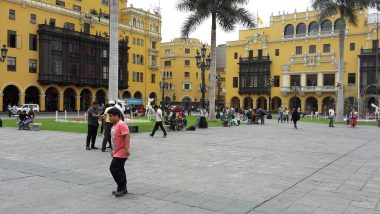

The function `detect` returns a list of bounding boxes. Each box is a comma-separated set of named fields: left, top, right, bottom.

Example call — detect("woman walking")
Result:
left=291, top=108, right=300, bottom=129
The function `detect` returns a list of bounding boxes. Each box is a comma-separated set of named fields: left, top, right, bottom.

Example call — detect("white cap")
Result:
left=108, top=100, right=116, bottom=105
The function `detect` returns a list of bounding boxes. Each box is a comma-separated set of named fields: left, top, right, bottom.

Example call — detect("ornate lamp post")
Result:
left=160, top=76, right=167, bottom=109
left=266, top=78, right=274, bottom=112
left=292, top=81, right=302, bottom=110
left=195, top=45, right=211, bottom=109
left=1, top=45, right=8, bottom=62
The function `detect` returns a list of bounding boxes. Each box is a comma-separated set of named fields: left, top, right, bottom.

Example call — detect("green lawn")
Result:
left=2, top=116, right=222, bottom=133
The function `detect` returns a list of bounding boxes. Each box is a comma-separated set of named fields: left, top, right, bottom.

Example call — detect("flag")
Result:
left=257, top=16, right=263, bottom=26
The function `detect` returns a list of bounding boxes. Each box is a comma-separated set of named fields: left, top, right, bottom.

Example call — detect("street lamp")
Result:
left=1, top=45, right=8, bottom=62
left=160, top=76, right=167, bottom=109
left=266, top=78, right=274, bottom=112
left=216, top=75, right=222, bottom=118
left=195, top=44, right=211, bottom=109
left=292, top=81, right=302, bottom=110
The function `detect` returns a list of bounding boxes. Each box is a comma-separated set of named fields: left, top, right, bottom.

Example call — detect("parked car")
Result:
left=17, top=104, right=40, bottom=114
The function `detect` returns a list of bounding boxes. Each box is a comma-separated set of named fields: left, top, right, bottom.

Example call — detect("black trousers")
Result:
left=110, top=157, right=127, bottom=191
left=151, top=121, right=167, bottom=136
left=102, top=122, right=112, bottom=150
left=329, top=118, right=334, bottom=127
left=293, top=120, right=298, bottom=128
left=86, top=124, right=98, bottom=147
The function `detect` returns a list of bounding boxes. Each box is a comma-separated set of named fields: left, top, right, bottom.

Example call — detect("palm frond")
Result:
left=180, top=11, right=209, bottom=38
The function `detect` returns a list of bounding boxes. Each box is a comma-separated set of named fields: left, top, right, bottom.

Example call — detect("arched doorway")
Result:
left=80, top=89, right=92, bottom=111
left=2, top=85, right=19, bottom=111
left=45, top=87, right=59, bottom=111
left=305, top=97, right=318, bottom=113
left=64, top=88, right=76, bottom=111
left=367, top=96, right=379, bottom=113
left=271, top=97, right=282, bottom=111
left=289, top=96, right=301, bottom=111
left=95, top=90, right=106, bottom=105
left=25, top=86, right=40, bottom=105
left=134, top=91, right=142, bottom=99
left=256, top=97, right=267, bottom=110
left=243, top=97, right=253, bottom=109
left=322, top=97, right=335, bottom=115
left=230, top=97, right=240, bottom=109
left=122, top=91, right=131, bottom=99
left=149, top=92, right=157, bottom=105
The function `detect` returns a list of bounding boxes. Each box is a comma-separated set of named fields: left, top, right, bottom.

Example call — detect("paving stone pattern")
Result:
left=1, top=120, right=380, bottom=214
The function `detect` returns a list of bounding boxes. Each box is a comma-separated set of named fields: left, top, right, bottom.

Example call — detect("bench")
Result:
left=29, top=123, right=41, bottom=131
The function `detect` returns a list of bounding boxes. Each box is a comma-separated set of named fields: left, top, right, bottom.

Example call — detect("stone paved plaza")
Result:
left=1, top=120, right=380, bottom=214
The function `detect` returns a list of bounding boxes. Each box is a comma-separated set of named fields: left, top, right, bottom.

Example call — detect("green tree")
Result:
left=177, top=0, right=255, bottom=120
left=312, top=0, right=379, bottom=122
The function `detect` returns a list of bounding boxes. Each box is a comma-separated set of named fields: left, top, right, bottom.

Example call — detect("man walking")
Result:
left=277, top=106, right=283, bottom=123
left=328, top=106, right=335, bottom=127
left=86, top=101, right=99, bottom=150
left=292, top=108, right=300, bottom=129
left=108, top=108, right=130, bottom=197
left=101, top=100, right=116, bottom=152
left=150, top=105, right=167, bottom=137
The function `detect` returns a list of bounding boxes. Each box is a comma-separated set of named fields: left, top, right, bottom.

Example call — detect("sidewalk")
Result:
left=0, top=120, right=380, bottom=213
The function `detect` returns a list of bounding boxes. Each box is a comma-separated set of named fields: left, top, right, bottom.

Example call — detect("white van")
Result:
left=17, top=104, right=40, bottom=114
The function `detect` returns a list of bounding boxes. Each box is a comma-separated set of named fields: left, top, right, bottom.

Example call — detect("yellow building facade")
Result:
left=0, top=0, right=161, bottom=111
left=226, top=9, right=380, bottom=116
left=160, top=38, right=211, bottom=107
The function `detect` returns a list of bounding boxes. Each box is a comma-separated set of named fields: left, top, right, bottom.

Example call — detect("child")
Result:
left=108, top=108, right=131, bottom=197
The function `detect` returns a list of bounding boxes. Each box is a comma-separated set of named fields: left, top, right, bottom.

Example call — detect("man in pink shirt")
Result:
left=108, top=108, right=130, bottom=197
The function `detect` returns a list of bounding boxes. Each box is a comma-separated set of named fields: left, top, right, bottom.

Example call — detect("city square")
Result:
left=1, top=120, right=380, bottom=214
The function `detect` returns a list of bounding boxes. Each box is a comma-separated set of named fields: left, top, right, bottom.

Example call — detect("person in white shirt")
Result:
left=150, top=105, right=167, bottom=137
left=328, top=107, right=335, bottom=127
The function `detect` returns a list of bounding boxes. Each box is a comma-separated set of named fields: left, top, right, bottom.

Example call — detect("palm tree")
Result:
left=177, top=0, right=255, bottom=120
left=312, top=0, right=379, bottom=122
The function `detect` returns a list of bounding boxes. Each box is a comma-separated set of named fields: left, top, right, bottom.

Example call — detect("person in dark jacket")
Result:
left=257, top=108, right=267, bottom=124
left=291, top=108, right=300, bottom=129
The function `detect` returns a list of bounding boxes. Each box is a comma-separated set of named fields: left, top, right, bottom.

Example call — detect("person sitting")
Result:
left=169, top=112, right=177, bottom=131
left=18, top=110, right=27, bottom=130
left=176, top=111, right=184, bottom=130
left=23, top=110, right=35, bottom=130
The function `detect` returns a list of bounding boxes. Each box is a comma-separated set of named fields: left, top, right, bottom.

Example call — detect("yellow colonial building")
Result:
left=226, top=9, right=380, bottom=116
left=160, top=38, right=211, bottom=107
left=0, top=0, right=161, bottom=112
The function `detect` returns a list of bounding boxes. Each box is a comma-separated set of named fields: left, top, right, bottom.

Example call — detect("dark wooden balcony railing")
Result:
left=38, top=74, right=128, bottom=88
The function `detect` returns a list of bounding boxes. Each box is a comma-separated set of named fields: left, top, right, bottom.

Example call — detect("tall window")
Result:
left=164, top=61, right=171, bottom=67
left=151, top=41, right=157, bottom=49
left=296, top=46, right=302, bottom=55
left=65, top=22, right=75, bottom=31
left=185, top=48, right=190, bottom=54
left=290, top=75, right=301, bottom=86
left=184, top=83, right=191, bottom=90
left=8, top=30, right=17, bottom=48
left=348, top=73, right=356, bottom=84
left=151, top=74, right=156, bottom=83
left=7, top=57, right=16, bottom=71
left=184, top=60, right=190, bottom=66
left=102, top=66, right=108, bottom=79
left=273, top=75, right=280, bottom=87
left=234, top=52, right=238, bottom=59
left=309, top=45, right=316, bottom=54
left=306, top=75, right=317, bottom=86
left=323, top=74, right=335, bottom=86
left=350, top=43, right=355, bottom=51
left=9, top=9, right=15, bottom=20
left=56, top=0, right=65, bottom=7
left=184, top=72, right=190, bottom=78
left=29, top=34, right=37, bottom=51
left=29, top=59, right=37, bottom=73
left=73, top=5, right=81, bottom=11
left=275, top=49, right=279, bottom=56
left=233, top=77, right=238, bottom=88
left=323, top=44, right=331, bottom=53
left=30, top=14, right=36, bottom=24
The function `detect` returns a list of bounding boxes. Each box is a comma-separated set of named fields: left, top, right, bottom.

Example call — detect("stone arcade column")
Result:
left=75, top=96, right=81, bottom=111
left=58, top=94, right=64, bottom=111
left=108, top=0, right=119, bottom=101
left=39, top=94, right=46, bottom=112
left=0, top=93, right=3, bottom=112
left=19, top=93, right=25, bottom=105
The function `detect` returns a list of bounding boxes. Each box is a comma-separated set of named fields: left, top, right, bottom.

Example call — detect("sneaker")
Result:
left=86, top=146, right=91, bottom=150
left=149, top=134, right=153, bottom=137
left=163, top=134, right=167, bottom=138
left=101, top=148, right=106, bottom=152
left=113, top=189, right=128, bottom=197
left=91, top=146, right=98, bottom=149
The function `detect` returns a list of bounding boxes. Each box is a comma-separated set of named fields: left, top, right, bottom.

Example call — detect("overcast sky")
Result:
left=128, top=0, right=312, bottom=45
